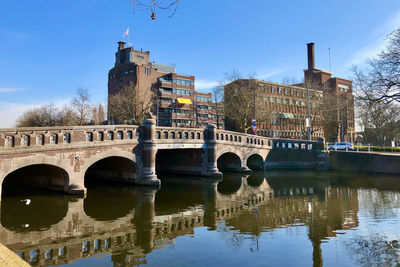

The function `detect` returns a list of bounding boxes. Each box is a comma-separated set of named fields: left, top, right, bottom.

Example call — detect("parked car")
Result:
left=327, top=142, right=354, bottom=151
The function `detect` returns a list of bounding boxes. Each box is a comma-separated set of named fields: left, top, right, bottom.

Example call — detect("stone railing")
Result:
left=154, top=126, right=205, bottom=143
left=215, top=129, right=272, bottom=148
left=0, top=125, right=139, bottom=153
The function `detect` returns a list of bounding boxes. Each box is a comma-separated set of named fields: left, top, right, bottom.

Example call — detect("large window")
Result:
left=195, top=96, right=211, bottom=102
left=278, top=87, right=283, bottom=94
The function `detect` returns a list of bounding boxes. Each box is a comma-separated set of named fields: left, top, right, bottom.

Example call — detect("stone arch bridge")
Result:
left=0, top=119, right=324, bottom=197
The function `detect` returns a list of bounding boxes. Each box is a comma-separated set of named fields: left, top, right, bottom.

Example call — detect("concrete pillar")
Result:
left=205, top=124, right=222, bottom=178
left=137, top=119, right=161, bottom=186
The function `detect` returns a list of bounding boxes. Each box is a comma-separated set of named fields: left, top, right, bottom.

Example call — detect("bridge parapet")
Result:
left=154, top=126, right=205, bottom=144
left=0, top=125, right=139, bottom=154
left=215, top=129, right=272, bottom=149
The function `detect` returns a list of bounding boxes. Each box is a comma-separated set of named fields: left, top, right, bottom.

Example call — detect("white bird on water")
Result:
left=20, top=199, right=31, bottom=205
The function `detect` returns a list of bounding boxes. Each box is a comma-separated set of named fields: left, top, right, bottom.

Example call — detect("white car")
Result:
left=328, top=142, right=354, bottom=151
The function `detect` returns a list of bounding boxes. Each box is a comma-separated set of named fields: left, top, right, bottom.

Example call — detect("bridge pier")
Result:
left=136, top=119, right=161, bottom=187
left=205, top=124, right=223, bottom=178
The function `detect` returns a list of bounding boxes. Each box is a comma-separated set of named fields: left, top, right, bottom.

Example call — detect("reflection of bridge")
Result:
left=0, top=173, right=360, bottom=266
left=0, top=120, right=325, bottom=197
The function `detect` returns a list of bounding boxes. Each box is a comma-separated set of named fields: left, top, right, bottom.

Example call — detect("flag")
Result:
left=122, top=28, right=129, bottom=38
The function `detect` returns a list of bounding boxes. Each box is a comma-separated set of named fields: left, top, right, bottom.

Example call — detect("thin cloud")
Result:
left=0, top=98, right=72, bottom=128
left=0, top=87, right=24, bottom=93
left=195, top=79, right=219, bottom=90
left=347, top=9, right=400, bottom=66
left=257, top=69, right=287, bottom=80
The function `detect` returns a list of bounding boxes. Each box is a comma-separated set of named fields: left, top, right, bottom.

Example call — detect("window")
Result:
left=291, top=89, right=294, bottom=96
left=272, top=86, right=277, bottom=93
left=63, top=133, right=71, bottom=143
left=117, top=131, right=123, bottom=139
left=178, top=132, right=182, bottom=139
left=284, top=88, right=288, bottom=95
left=127, top=130, right=133, bottom=139
left=278, top=87, right=283, bottom=94
left=265, top=85, right=269, bottom=92
left=22, top=135, right=30, bottom=146
left=184, top=132, right=188, bottom=139
left=6, top=136, right=14, bottom=147
left=37, top=135, right=44, bottom=145
left=163, top=132, right=168, bottom=139
left=107, top=131, right=114, bottom=140
left=302, top=92, right=306, bottom=98
left=98, top=132, right=104, bottom=141
left=87, top=132, right=93, bottom=142
left=156, top=131, right=161, bottom=139
left=50, top=134, right=58, bottom=144
left=196, top=133, right=201, bottom=139
left=171, top=132, right=176, bottom=139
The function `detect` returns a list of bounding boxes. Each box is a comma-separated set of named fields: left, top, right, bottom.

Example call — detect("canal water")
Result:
left=1, top=171, right=400, bottom=266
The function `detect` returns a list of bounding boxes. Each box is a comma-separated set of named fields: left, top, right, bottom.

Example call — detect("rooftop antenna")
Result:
left=329, top=48, right=331, bottom=72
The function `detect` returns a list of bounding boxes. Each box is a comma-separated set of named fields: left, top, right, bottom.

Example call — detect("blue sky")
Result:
left=1, top=0, right=400, bottom=127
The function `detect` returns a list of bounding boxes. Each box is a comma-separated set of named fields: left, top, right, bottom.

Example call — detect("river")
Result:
left=1, top=170, right=400, bottom=266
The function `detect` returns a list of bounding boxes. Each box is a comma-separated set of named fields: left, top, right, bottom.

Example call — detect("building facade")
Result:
left=108, top=42, right=217, bottom=128
left=224, top=43, right=355, bottom=142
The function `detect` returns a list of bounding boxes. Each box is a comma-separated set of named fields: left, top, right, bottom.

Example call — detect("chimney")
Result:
left=307, top=42, right=315, bottom=70
left=118, top=41, right=126, bottom=51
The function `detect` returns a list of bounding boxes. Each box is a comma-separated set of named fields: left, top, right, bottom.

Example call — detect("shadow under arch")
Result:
left=246, top=154, right=264, bottom=170
left=84, top=156, right=138, bottom=186
left=2, top=164, right=70, bottom=197
left=84, top=182, right=137, bottom=221
left=247, top=170, right=265, bottom=187
left=1, top=189, right=71, bottom=232
left=217, top=172, right=244, bottom=195
left=217, top=152, right=242, bottom=172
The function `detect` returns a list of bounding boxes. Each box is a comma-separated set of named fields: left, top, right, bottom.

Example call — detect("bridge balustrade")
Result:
left=154, top=127, right=204, bottom=142
left=0, top=125, right=139, bottom=152
left=215, top=130, right=272, bottom=149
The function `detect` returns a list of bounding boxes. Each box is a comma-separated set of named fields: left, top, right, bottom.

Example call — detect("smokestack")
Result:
left=118, top=41, right=126, bottom=51
left=307, top=42, right=315, bottom=70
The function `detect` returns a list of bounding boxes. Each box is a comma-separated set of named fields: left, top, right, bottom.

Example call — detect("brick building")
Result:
left=224, top=43, right=355, bottom=142
left=108, top=42, right=217, bottom=128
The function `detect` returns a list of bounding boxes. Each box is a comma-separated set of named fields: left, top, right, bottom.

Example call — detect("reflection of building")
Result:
left=224, top=43, right=355, bottom=142
left=107, top=42, right=217, bottom=127
left=1, top=174, right=362, bottom=267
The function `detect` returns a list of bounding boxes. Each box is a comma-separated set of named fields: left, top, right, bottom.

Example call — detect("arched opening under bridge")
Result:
left=246, top=154, right=264, bottom=170
left=217, top=152, right=242, bottom=172
left=85, top=156, right=138, bottom=186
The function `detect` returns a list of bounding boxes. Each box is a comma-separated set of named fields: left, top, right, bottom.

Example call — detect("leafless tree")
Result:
left=352, top=28, right=400, bottom=104
left=357, top=100, right=399, bottom=146
left=130, top=0, right=179, bottom=20
left=223, top=70, right=258, bottom=133
left=108, top=82, right=155, bottom=125
left=212, top=83, right=224, bottom=129
left=71, top=88, right=91, bottom=126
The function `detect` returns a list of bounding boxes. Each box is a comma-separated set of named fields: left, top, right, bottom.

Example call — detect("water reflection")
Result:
left=0, top=171, right=399, bottom=266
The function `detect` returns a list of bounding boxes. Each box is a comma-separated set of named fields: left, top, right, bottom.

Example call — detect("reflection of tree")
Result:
left=345, top=234, right=400, bottom=266
left=217, top=221, right=244, bottom=248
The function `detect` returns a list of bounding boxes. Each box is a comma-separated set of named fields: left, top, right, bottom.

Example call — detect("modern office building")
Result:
left=107, top=42, right=217, bottom=128
left=224, top=43, right=355, bottom=142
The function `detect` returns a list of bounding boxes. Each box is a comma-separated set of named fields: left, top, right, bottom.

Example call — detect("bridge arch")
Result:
left=246, top=153, right=265, bottom=170
left=217, top=152, right=242, bottom=172
left=0, top=155, right=73, bottom=197
left=84, top=155, right=138, bottom=185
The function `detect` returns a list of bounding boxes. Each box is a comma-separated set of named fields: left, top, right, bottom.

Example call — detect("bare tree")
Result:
left=224, top=70, right=257, bottom=133
left=16, top=104, right=79, bottom=127
left=71, top=88, right=91, bottom=126
left=130, top=0, right=179, bottom=20
left=352, top=28, right=400, bottom=104
left=212, top=83, right=224, bottom=129
left=357, top=100, right=399, bottom=146
left=108, top=82, right=155, bottom=125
